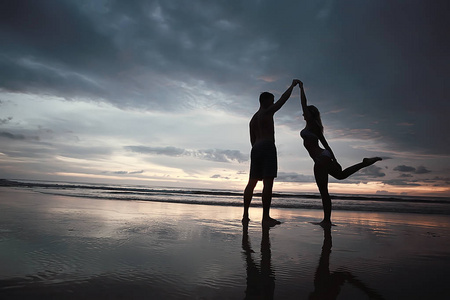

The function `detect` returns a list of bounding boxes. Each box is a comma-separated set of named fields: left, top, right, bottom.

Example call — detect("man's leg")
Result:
left=243, top=178, right=258, bottom=223
left=262, top=177, right=280, bottom=227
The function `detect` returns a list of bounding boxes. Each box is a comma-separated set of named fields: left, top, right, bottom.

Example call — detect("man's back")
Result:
left=249, top=109, right=275, bottom=146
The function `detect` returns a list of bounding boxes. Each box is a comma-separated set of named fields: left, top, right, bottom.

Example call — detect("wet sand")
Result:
left=1, top=187, right=449, bottom=299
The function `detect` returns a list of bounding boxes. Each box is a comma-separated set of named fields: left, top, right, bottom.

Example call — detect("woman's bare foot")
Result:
left=262, top=217, right=281, bottom=227
left=363, top=157, right=382, bottom=166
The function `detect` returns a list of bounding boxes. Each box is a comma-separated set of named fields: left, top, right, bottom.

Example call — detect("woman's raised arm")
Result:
left=300, top=81, right=313, bottom=120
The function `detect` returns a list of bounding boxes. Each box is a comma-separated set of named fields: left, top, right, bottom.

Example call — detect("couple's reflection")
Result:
left=242, top=225, right=384, bottom=300
left=309, top=226, right=384, bottom=300
left=242, top=224, right=275, bottom=299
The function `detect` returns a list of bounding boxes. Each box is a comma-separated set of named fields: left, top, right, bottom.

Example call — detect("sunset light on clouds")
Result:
left=0, top=0, right=449, bottom=197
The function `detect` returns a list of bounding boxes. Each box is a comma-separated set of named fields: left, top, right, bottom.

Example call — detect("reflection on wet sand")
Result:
left=242, top=224, right=274, bottom=299
left=242, top=224, right=385, bottom=300
left=309, top=226, right=385, bottom=300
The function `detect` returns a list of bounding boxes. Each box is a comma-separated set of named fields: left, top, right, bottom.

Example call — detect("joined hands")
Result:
left=292, top=79, right=303, bottom=89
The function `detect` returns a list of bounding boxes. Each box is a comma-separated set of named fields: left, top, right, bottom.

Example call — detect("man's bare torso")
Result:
left=249, top=109, right=275, bottom=146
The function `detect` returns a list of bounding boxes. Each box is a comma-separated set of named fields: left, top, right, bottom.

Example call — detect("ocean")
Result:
left=1, top=179, right=449, bottom=216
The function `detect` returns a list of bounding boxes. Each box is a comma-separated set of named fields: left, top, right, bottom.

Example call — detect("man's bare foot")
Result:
left=318, top=220, right=336, bottom=228
left=363, top=157, right=382, bottom=166
left=262, top=217, right=281, bottom=227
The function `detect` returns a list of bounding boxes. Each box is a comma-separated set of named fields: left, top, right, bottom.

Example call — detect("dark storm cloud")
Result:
left=0, top=117, right=12, bottom=125
left=0, top=0, right=449, bottom=155
left=210, top=174, right=230, bottom=180
left=358, top=165, right=386, bottom=178
left=399, top=174, right=413, bottom=178
left=277, top=172, right=314, bottom=183
left=393, top=165, right=416, bottom=173
left=381, top=179, right=422, bottom=187
left=129, top=170, right=144, bottom=174
left=112, top=171, right=128, bottom=175
left=272, top=0, right=450, bottom=157
left=431, top=176, right=450, bottom=185
left=0, top=131, right=39, bottom=141
left=0, top=0, right=117, bottom=98
left=0, top=0, right=273, bottom=109
left=394, top=165, right=431, bottom=174
left=193, top=149, right=247, bottom=163
left=125, top=145, right=247, bottom=163
left=0, top=131, right=25, bottom=140
left=415, top=166, right=431, bottom=175
left=0, top=1, right=116, bottom=66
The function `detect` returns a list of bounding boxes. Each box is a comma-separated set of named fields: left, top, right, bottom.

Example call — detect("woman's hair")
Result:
left=307, top=105, right=324, bottom=134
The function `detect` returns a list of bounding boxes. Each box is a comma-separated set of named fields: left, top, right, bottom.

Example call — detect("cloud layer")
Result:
left=125, top=146, right=247, bottom=163
left=0, top=0, right=449, bottom=195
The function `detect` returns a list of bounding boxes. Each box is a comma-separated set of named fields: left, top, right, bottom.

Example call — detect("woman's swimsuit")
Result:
left=300, top=128, right=332, bottom=163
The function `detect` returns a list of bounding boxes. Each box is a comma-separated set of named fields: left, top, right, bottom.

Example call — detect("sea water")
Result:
left=2, top=179, right=449, bottom=215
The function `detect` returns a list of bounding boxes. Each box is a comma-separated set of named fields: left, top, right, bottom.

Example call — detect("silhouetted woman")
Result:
left=299, top=81, right=381, bottom=226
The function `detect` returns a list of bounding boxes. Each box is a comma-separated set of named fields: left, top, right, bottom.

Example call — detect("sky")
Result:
left=0, top=0, right=449, bottom=197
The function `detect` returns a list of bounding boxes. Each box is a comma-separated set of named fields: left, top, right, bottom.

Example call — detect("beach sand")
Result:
left=1, top=187, right=449, bottom=299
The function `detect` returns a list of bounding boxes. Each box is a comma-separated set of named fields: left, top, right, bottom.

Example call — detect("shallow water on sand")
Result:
left=1, top=188, right=450, bottom=299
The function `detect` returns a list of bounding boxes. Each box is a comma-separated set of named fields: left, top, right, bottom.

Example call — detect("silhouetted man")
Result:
left=242, top=79, right=300, bottom=227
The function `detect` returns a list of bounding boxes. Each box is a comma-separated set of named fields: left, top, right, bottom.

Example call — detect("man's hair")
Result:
left=259, top=92, right=274, bottom=106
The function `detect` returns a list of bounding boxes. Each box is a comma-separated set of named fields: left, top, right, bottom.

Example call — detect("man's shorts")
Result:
left=249, top=140, right=277, bottom=180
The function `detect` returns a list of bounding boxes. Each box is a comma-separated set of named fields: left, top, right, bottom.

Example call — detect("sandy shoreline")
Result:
left=1, top=187, right=449, bottom=299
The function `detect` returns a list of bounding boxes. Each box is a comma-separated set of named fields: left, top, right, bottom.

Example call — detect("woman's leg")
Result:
left=314, top=161, right=332, bottom=225
left=329, top=157, right=382, bottom=180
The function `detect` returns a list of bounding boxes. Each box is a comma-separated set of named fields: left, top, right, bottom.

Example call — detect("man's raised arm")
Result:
left=269, top=79, right=300, bottom=113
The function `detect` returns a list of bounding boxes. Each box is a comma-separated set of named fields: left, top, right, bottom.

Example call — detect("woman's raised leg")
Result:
left=329, top=157, right=382, bottom=180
